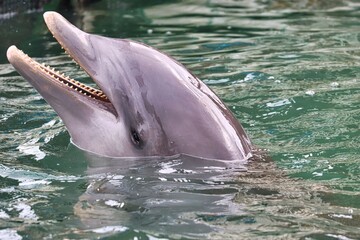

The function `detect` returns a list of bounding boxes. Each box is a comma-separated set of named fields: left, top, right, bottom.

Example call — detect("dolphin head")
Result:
left=7, top=11, right=252, bottom=160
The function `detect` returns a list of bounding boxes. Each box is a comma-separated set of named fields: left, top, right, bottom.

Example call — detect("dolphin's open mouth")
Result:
left=8, top=46, right=110, bottom=103
left=8, top=11, right=119, bottom=122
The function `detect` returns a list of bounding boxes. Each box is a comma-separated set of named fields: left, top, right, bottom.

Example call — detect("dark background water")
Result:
left=0, top=0, right=359, bottom=239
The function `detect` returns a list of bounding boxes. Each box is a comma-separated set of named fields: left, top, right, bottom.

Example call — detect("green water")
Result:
left=0, top=0, right=359, bottom=239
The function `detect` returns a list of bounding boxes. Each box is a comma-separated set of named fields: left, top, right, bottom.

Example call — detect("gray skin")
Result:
left=7, top=11, right=252, bottom=161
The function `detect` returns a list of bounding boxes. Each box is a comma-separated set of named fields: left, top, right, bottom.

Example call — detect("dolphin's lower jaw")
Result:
left=7, top=11, right=253, bottom=161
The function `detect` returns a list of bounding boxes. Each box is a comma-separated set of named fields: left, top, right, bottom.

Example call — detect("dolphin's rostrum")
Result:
left=7, top=11, right=252, bottom=161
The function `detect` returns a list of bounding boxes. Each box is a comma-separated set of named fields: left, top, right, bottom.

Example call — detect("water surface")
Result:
left=0, top=0, right=359, bottom=239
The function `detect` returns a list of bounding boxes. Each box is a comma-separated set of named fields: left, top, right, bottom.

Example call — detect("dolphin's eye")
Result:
left=130, top=128, right=142, bottom=147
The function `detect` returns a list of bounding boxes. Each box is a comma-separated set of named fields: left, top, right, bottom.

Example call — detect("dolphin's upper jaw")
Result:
left=7, top=11, right=118, bottom=119
left=42, top=12, right=118, bottom=113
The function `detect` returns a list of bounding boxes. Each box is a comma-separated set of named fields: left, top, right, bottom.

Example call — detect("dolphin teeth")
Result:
left=23, top=51, right=110, bottom=103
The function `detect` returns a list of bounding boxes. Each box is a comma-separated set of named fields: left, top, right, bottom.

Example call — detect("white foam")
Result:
left=17, top=142, right=46, bottom=161
left=330, top=214, right=353, bottom=219
left=326, top=234, right=353, bottom=240
left=305, top=90, right=316, bottom=96
left=14, top=202, right=38, bottom=221
left=0, top=210, right=10, bottom=219
left=91, top=225, right=128, bottom=234
left=266, top=99, right=292, bottom=108
left=0, top=229, right=22, bottom=240
left=104, top=200, right=124, bottom=208
left=19, top=179, right=51, bottom=187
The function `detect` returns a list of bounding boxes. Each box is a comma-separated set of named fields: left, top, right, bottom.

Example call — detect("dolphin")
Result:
left=7, top=11, right=252, bottom=161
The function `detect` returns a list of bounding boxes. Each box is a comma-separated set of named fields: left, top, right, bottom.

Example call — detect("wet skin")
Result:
left=7, top=11, right=252, bottom=161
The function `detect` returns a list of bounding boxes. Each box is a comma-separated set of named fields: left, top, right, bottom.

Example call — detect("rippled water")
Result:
left=0, top=0, right=359, bottom=239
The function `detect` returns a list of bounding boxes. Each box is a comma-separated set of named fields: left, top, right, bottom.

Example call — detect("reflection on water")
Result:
left=75, top=154, right=249, bottom=238
left=0, top=0, right=360, bottom=239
